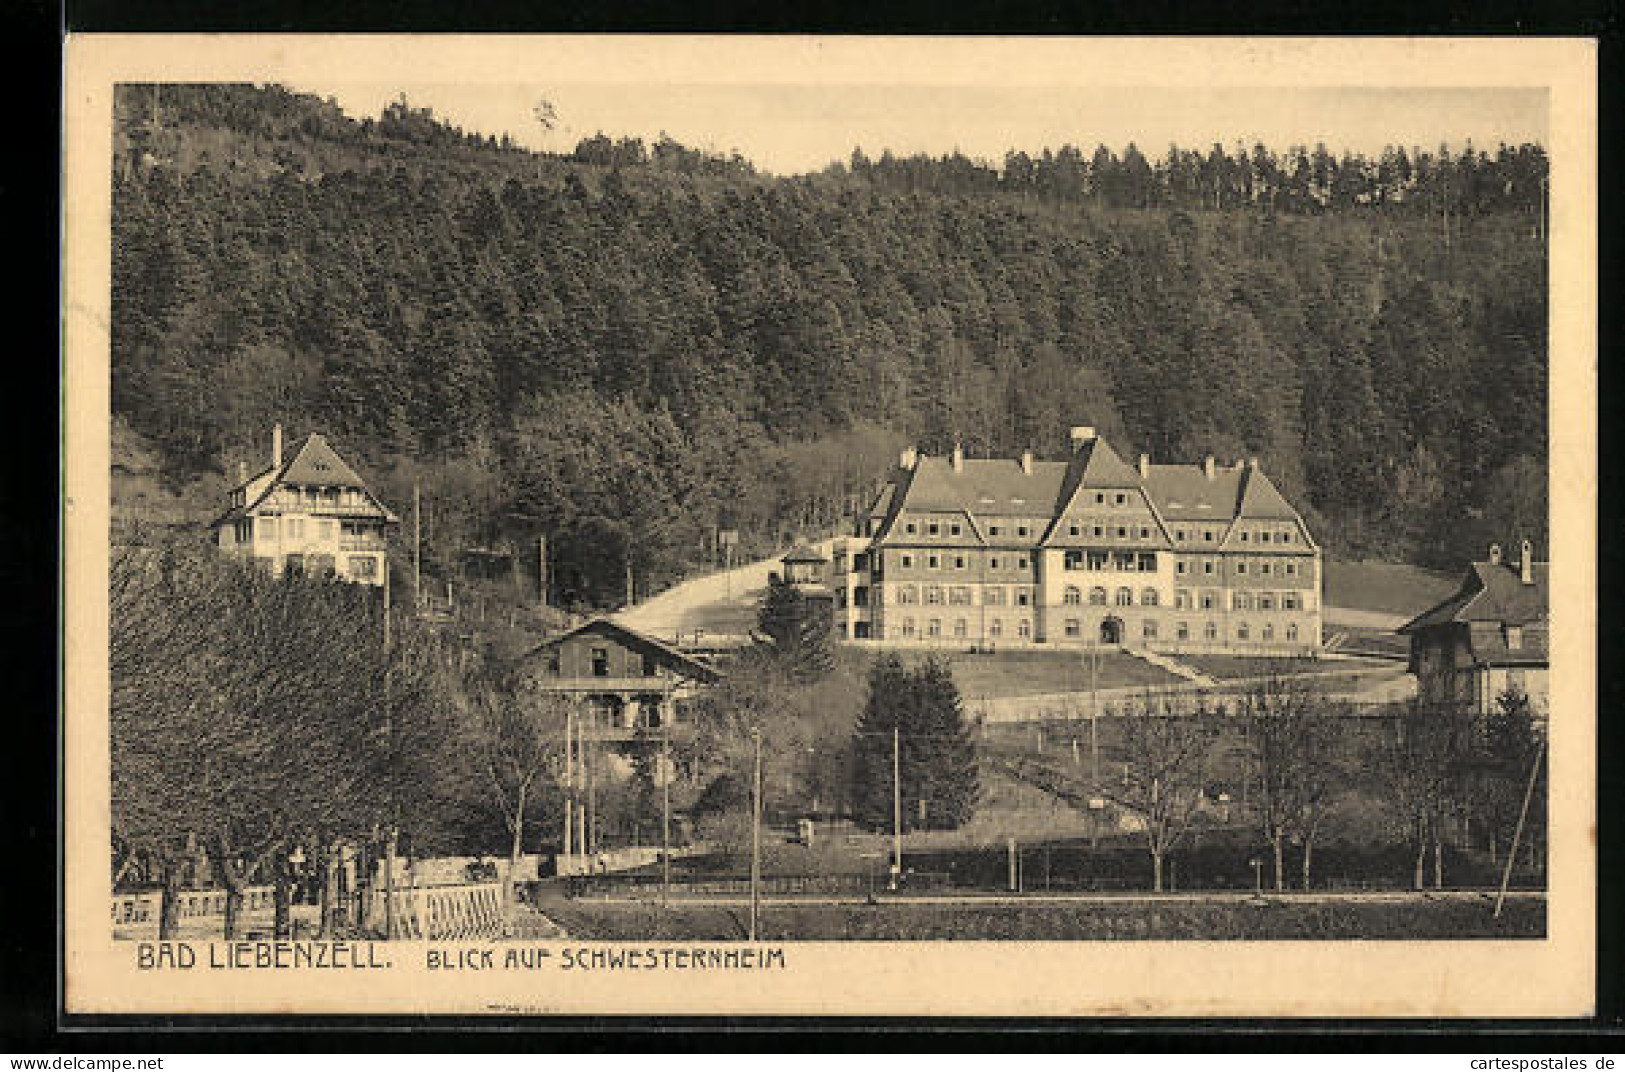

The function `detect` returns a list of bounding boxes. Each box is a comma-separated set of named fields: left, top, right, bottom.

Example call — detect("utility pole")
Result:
left=661, top=727, right=672, bottom=908
left=382, top=555, right=391, bottom=650
left=538, top=534, right=548, bottom=607
left=1089, top=644, right=1100, bottom=784
left=562, top=705, right=574, bottom=861
left=575, top=713, right=586, bottom=859
left=1495, top=735, right=1547, bottom=920
left=750, top=728, right=763, bottom=941
left=891, top=724, right=903, bottom=890
left=413, top=482, right=421, bottom=609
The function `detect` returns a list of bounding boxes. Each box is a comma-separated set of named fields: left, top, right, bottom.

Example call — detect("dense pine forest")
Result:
left=110, top=83, right=1548, bottom=607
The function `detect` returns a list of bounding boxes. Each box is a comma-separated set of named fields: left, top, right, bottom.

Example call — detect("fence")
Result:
left=367, top=882, right=509, bottom=940
left=564, top=870, right=955, bottom=898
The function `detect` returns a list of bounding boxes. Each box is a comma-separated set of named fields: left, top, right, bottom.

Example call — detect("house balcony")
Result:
left=340, top=538, right=387, bottom=552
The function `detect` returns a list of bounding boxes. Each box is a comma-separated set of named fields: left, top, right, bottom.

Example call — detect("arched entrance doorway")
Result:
left=1100, top=617, right=1123, bottom=645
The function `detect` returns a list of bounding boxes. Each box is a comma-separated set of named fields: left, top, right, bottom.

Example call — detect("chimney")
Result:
left=951, top=444, right=964, bottom=473
left=1488, top=543, right=1503, bottom=566
left=1020, top=450, right=1033, bottom=475
left=1520, top=540, right=1534, bottom=585
left=1248, top=456, right=1259, bottom=471
left=237, top=461, right=247, bottom=484
left=1138, top=453, right=1150, bottom=480
left=899, top=446, right=917, bottom=470
left=1203, top=455, right=1216, bottom=481
left=272, top=423, right=283, bottom=468
left=1068, top=425, right=1098, bottom=451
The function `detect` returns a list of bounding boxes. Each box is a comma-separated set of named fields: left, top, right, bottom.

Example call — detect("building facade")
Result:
left=210, top=424, right=398, bottom=586
left=517, top=617, right=721, bottom=737
left=1398, top=542, right=1549, bottom=715
left=829, top=425, right=1322, bottom=655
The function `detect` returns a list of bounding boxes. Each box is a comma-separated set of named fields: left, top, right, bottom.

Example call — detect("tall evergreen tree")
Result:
left=755, top=573, right=835, bottom=682
left=848, top=655, right=979, bottom=832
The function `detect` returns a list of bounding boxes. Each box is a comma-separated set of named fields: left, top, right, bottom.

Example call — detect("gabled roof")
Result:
left=1399, top=560, right=1550, bottom=634
left=280, top=433, right=370, bottom=489
left=1046, top=437, right=1146, bottom=530
left=1234, top=467, right=1301, bottom=521
left=522, top=618, right=721, bottom=683
left=210, top=432, right=399, bottom=528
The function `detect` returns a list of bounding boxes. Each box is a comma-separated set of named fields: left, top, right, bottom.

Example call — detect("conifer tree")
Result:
left=755, top=573, right=834, bottom=682
left=848, top=655, right=979, bottom=832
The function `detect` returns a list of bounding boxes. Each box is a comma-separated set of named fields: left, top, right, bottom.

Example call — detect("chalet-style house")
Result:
left=210, top=424, right=398, bottom=586
left=1398, top=541, right=1549, bottom=714
left=828, top=425, right=1322, bottom=655
left=517, top=618, right=720, bottom=737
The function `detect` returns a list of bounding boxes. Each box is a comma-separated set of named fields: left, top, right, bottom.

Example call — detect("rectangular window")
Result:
left=1137, top=553, right=1157, bottom=571
left=926, top=587, right=943, bottom=605
left=1016, top=590, right=1030, bottom=607
left=1285, top=562, right=1297, bottom=576
left=1065, top=550, right=1083, bottom=570
left=1087, top=550, right=1109, bottom=570
left=1176, top=590, right=1191, bottom=609
left=898, top=585, right=918, bottom=605
left=1234, top=593, right=1250, bottom=610
left=643, top=654, right=658, bottom=677
left=1093, top=525, right=1104, bottom=538
left=1282, top=593, right=1299, bottom=611
left=1177, top=561, right=1187, bottom=575
left=1240, top=531, right=1249, bottom=542
left=1261, top=563, right=1273, bottom=575
left=1069, top=523, right=1080, bottom=537
left=1259, top=594, right=1274, bottom=610
left=902, top=619, right=916, bottom=638
left=1237, top=562, right=1247, bottom=575
left=1176, top=529, right=1187, bottom=541
left=347, top=555, right=377, bottom=581
left=1017, top=556, right=1029, bottom=570
left=984, top=587, right=1005, bottom=606
left=1065, top=619, right=1080, bottom=637
left=1095, top=493, right=1105, bottom=505
left=1205, top=622, right=1218, bottom=641
left=949, top=587, right=971, bottom=606
left=1143, top=620, right=1158, bottom=640
left=1177, top=622, right=1190, bottom=641
left=989, top=525, right=1001, bottom=536
left=928, top=619, right=941, bottom=637
left=1115, top=493, right=1126, bottom=505
left=950, top=523, right=961, bottom=536
left=591, top=648, right=609, bottom=677
left=928, top=555, right=940, bottom=569
left=990, top=557, right=1001, bottom=570
left=1017, top=525, right=1029, bottom=537
left=901, top=554, right=913, bottom=569
left=1204, top=531, right=1214, bottom=542
left=928, top=523, right=940, bottom=536
left=1116, top=526, right=1128, bottom=538
left=1203, top=561, right=1214, bottom=575
left=1200, top=592, right=1215, bottom=610
left=989, top=619, right=1003, bottom=638
left=954, top=556, right=966, bottom=570
left=1017, top=619, right=1031, bottom=638
left=906, top=523, right=917, bottom=534
left=1139, top=526, right=1150, bottom=539
left=954, top=619, right=967, bottom=638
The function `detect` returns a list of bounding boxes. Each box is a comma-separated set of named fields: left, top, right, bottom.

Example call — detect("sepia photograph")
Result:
left=62, top=35, right=1597, bottom=1018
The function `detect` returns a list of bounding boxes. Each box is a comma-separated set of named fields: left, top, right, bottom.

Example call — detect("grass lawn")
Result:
left=936, top=649, right=1182, bottom=699
left=531, top=896, right=1543, bottom=941
left=1324, top=559, right=1458, bottom=618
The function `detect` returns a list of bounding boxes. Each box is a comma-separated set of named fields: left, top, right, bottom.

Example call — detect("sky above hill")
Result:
left=288, top=79, right=1547, bottom=177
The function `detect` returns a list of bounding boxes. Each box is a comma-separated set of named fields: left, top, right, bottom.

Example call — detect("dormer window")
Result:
left=1095, top=493, right=1105, bottom=505
left=928, top=523, right=939, bottom=537
left=949, top=523, right=961, bottom=537
left=1114, top=493, right=1127, bottom=506
left=989, top=525, right=1001, bottom=536
left=906, top=523, right=917, bottom=535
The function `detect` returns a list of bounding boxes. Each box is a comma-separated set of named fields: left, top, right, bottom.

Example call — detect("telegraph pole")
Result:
left=750, top=728, right=763, bottom=941
left=562, top=706, right=574, bottom=861
left=1089, top=644, right=1100, bottom=784
left=412, top=483, right=421, bottom=608
left=891, top=724, right=903, bottom=890
left=661, top=727, right=672, bottom=908
left=1495, top=735, right=1547, bottom=919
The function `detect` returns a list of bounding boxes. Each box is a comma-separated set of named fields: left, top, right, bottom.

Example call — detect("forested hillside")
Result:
left=110, top=83, right=1548, bottom=607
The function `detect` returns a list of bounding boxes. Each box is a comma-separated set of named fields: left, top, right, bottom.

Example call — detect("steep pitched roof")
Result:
left=280, top=433, right=369, bottom=489
left=210, top=432, right=398, bottom=528
left=1142, top=463, right=1245, bottom=522
left=897, top=456, right=1072, bottom=516
left=1399, top=560, right=1550, bottom=633
left=523, top=617, right=721, bottom=683
left=1234, top=467, right=1301, bottom=521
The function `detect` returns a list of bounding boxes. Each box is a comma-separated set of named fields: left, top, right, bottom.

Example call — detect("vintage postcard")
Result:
left=62, top=35, right=1597, bottom=1018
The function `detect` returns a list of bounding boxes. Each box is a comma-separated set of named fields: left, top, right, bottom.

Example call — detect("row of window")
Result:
left=1063, top=550, right=1159, bottom=572
left=1172, top=590, right=1308, bottom=611
left=1063, top=585, right=1159, bottom=607
left=885, top=618, right=1304, bottom=643
left=895, top=585, right=1033, bottom=607
left=896, top=515, right=1300, bottom=546
left=1177, top=558, right=1302, bottom=578
left=897, top=552, right=1031, bottom=572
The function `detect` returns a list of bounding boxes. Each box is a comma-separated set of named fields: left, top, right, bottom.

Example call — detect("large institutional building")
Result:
left=827, top=426, right=1322, bottom=655
left=211, top=424, right=398, bottom=586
